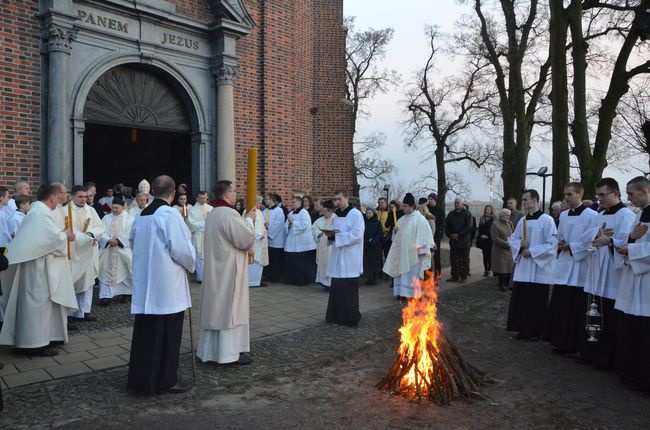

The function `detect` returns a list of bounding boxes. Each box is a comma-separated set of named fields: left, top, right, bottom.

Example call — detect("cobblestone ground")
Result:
left=3, top=277, right=650, bottom=429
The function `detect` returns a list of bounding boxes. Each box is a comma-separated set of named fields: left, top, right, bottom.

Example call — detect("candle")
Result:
left=523, top=218, right=527, bottom=241
left=246, top=147, right=258, bottom=264
left=67, top=200, right=73, bottom=260
left=392, top=207, right=397, bottom=226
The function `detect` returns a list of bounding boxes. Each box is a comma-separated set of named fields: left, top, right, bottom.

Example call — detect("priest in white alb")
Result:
left=186, top=191, right=212, bottom=282
left=98, top=198, right=134, bottom=305
left=0, top=184, right=77, bottom=356
left=62, top=185, right=104, bottom=321
left=506, top=189, right=558, bottom=340
left=383, top=193, right=434, bottom=298
left=247, top=196, right=269, bottom=287
left=580, top=178, right=636, bottom=367
left=324, top=190, right=365, bottom=327
left=312, top=199, right=336, bottom=287
left=128, top=192, right=149, bottom=218
left=198, top=180, right=256, bottom=365
left=262, top=193, right=286, bottom=282
left=615, top=176, right=650, bottom=390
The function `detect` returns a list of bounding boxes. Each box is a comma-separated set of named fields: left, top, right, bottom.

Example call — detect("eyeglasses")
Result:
left=596, top=191, right=614, bottom=198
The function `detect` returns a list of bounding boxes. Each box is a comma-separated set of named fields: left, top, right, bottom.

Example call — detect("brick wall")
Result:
left=0, top=0, right=354, bottom=202
left=0, top=0, right=42, bottom=191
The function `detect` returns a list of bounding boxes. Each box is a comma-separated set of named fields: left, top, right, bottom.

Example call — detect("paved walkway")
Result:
left=0, top=245, right=489, bottom=389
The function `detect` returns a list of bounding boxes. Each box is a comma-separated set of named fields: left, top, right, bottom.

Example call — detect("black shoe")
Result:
left=459, top=277, right=467, bottom=283
left=99, top=298, right=111, bottom=306
left=483, top=271, right=490, bottom=276
left=19, top=347, right=59, bottom=357
left=259, top=282, right=268, bottom=287
left=233, top=353, right=253, bottom=365
left=167, top=377, right=193, bottom=393
left=83, top=315, right=97, bottom=322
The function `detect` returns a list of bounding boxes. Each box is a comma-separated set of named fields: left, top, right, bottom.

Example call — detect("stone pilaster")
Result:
left=211, top=59, right=239, bottom=182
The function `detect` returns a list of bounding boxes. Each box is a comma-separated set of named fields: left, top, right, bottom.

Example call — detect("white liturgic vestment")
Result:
left=510, top=211, right=558, bottom=285
left=98, top=211, right=135, bottom=299
left=284, top=208, right=316, bottom=252
left=186, top=203, right=212, bottom=282
left=0, top=201, right=78, bottom=348
left=246, top=209, right=269, bottom=287
left=129, top=205, right=147, bottom=218
left=615, top=205, right=650, bottom=316
left=585, top=203, right=636, bottom=300
left=0, top=208, right=11, bottom=246
left=327, top=206, right=364, bottom=279
left=312, top=215, right=335, bottom=287
left=383, top=210, right=434, bottom=298
left=265, top=206, right=286, bottom=249
left=198, top=203, right=255, bottom=364
left=59, top=203, right=104, bottom=318
left=173, top=203, right=192, bottom=218
left=554, top=205, right=598, bottom=287
left=130, top=204, right=195, bottom=315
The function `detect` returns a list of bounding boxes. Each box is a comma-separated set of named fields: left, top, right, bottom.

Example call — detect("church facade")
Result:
left=0, top=0, right=355, bottom=199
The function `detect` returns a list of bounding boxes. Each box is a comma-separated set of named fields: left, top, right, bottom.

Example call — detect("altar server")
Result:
left=262, top=193, right=286, bottom=282
left=63, top=185, right=104, bottom=321
left=127, top=175, right=196, bottom=395
left=580, top=178, right=636, bottom=367
left=506, top=189, right=558, bottom=340
left=547, top=182, right=597, bottom=353
left=325, top=190, right=365, bottom=327
left=98, top=199, right=134, bottom=305
left=198, top=180, right=256, bottom=365
left=247, top=196, right=269, bottom=287
left=614, top=176, right=650, bottom=390
left=0, top=184, right=77, bottom=356
left=186, top=191, right=212, bottom=282
left=283, top=195, right=317, bottom=285
left=383, top=193, right=434, bottom=298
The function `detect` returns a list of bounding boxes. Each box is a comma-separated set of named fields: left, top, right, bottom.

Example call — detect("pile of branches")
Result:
left=377, top=328, right=483, bottom=405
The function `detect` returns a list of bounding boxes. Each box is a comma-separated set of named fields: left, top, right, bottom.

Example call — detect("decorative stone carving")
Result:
left=83, top=66, right=190, bottom=132
left=210, top=62, right=239, bottom=85
left=45, top=26, right=78, bottom=54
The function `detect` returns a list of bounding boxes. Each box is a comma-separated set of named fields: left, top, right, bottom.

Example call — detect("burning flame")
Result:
left=397, top=270, right=441, bottom=392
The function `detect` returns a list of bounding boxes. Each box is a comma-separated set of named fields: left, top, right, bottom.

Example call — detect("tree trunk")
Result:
left=549, top=0, right=570, bottom=204
left=435, top=145, right=448, bottom=211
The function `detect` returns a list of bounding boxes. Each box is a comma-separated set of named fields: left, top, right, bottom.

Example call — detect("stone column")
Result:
left=45, top=26, right=77, bottom=185
left=211, top=61, right=239, bottom=182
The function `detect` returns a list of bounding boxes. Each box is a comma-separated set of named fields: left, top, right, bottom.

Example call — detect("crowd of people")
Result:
left=0, top=174, right=648, bottom=402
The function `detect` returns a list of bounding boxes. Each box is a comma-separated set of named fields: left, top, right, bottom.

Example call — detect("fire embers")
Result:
left=377, top=270, right=483, bottom=404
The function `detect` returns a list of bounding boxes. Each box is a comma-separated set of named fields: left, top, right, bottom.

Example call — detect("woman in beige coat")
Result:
left=490, top=208, right=514, bottom=291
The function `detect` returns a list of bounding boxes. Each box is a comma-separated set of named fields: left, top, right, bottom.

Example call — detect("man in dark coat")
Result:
left=426, top=193, right=446, bottom=276
left=445, top=197, right=472, bottom=282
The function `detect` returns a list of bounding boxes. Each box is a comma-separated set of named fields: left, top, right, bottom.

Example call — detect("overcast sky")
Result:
left=343, top=0, right=645, bottom=204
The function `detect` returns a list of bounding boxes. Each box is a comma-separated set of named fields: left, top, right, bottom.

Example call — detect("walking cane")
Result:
left=188, top=306, right=197, bottom=383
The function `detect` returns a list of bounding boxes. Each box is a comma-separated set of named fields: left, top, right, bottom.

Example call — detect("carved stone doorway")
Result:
left=82, top=65, right=194, bottom=193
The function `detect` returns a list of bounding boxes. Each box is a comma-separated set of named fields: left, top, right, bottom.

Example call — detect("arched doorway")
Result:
left=82, top=65, right=193, bottom=194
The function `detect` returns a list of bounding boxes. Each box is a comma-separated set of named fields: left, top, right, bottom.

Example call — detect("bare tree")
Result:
left=466, top=0, right=551, bottom=204
left=404, top=26, right=498, bottom=209
left=354, top=131, right=396, bottom=192
left=612, top=80, right=650, bottom=174
left=345, top=17, right=401, bottom=195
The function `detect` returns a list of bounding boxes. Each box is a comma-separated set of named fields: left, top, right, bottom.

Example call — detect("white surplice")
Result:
left=284, top=208, right=316, bottom=252
left=265, top=206, right=286, bottom=249
left=327, top=206, right=364, bottom=279
left=585, top=204, right=636, bottom=300
left=246, top=210, right=269, bottom=287
left=510, top=212, right=558, bottom=285
left=554, top=206, right=598, bottom=287
left=98, top=211, right=134, bottom=298
left=130, top=204, right=195, bottom=315
left=615, top=206, right=650, bottom=316
left=383, top=211, right=434, bottom=297
left=0, top=201, right=78, bottom=348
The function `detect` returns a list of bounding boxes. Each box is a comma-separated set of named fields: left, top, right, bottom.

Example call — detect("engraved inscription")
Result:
left=161, top=32, right=199, bottom=51
left=77, top=10, right=129, bottom=33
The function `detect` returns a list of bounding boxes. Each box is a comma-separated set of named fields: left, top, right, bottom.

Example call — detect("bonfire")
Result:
left=377, top=270, right=483, bottom=404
